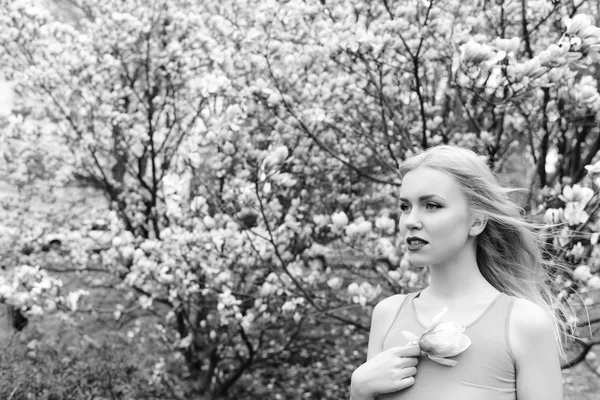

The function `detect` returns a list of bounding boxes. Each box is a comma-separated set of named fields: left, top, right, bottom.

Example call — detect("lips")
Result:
left=406, top=236, right=429, bottom=251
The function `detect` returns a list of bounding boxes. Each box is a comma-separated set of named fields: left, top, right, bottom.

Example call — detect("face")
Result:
left=398, top=167, right=477, bottom=268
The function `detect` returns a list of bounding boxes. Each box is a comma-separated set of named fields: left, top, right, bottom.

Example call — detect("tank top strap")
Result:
left=381, top=291, right=421, bottom=350
left=483, top=292, right=516, bottom=325
left=498, top=293, right=517, bottom=363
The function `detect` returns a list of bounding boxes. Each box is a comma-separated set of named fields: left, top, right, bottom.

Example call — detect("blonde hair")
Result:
left=398, top=145, right=573, bottom=360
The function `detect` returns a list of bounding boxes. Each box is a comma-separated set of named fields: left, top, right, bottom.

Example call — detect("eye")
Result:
left=399, top=203, right=411, bottom=212
left=425, top=203, right=442, bottom=210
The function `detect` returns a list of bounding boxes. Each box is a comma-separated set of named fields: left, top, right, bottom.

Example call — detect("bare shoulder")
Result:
left=366, top=293, right=409, bottom=360
left=371, top=293, right=408, bottom=327
left=509, top=298, right=557, bottom=365
left=510, top=298, right=554, bottom=334
left=373, top=293, right=407, bottom=314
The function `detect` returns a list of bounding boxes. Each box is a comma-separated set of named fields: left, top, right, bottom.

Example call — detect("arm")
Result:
left=510, top=298, right=563, bottom=400
left=367, top=294, right=406, bottom=360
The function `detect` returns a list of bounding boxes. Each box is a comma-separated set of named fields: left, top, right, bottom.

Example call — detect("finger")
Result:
left=391, top=345, right=421, bottom=358
left=395, top=376, right=416, bottom=391
left=401, top=357, right=419, bottom=368
left=396, top=366, right=417, bottom=380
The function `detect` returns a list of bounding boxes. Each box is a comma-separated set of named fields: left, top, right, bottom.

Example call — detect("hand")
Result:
left=350, top=345, right=420, bottom=400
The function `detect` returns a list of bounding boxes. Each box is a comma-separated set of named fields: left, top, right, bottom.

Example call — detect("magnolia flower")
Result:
left=508, top=58, right=542, bottom=82
left=272, top=172, right=297, bottom=187
left=375, top=215, right=395, bottom=234
left=543, top=208, right=564, bottom=225
left=460, top=40, right=504, bottom=66
left=493, top=37, right=520, bottom=54
left=588, top=275, right=600, bottom=290
left=537, top=43, right=569, bottom=68
left=571, top=242, right=587, bottom=259
left=560, top=184, right=594, bottom=225
left=331, top=211, right=349, bottom=228
left=402, top=308, right=471, bottom=367
left=572, top=84, right=600, bottom=106
left=358, top=282, right=381, bottom=303
left=347, top=282, right=381, bottom=306
left=574, top=265, right=592, bottom=281
left=563, top=202, right=589, bottom=225
left=585, top=160, right=600, bottom=174
left=262, top=145, right=289, bottom=171
left=547, top=66, right=569, bottom=83
left=345, top=220, right=373, bottom=237
left=565, top=14, right=595, bottom=36
left=327, top=276, right=343, bottom=290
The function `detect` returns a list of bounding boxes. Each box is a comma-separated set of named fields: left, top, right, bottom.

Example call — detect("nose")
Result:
left=403, top=209, right=422, bottom=230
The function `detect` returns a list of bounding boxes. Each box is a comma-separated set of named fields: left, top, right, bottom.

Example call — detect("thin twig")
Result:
left=8, top=384, right=20, bottom=400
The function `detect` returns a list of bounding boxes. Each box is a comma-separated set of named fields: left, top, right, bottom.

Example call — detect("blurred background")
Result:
left=1, top=0, right=599, bottom=399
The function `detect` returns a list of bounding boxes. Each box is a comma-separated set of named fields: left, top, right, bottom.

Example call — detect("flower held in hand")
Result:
left=402, top=308, right=471, bottom=366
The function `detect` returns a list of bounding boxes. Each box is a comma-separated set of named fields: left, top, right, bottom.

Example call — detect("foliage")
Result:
left=0, top=321, right=186, bottom=400
left=1, top=0, right=600, bottom=398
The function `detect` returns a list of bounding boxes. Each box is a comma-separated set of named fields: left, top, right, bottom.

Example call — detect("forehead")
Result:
left=399, top=167, right=465, bottom=200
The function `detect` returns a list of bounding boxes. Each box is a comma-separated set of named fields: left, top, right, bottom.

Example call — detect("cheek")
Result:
left=428, top=212, right=471, bottom=237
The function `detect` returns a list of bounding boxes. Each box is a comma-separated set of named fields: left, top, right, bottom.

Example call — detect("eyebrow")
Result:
left=398, top=194, right=443, bottom=202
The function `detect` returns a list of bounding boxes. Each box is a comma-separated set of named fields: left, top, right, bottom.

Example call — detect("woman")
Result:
left=350, top=145, right=570, bottom=400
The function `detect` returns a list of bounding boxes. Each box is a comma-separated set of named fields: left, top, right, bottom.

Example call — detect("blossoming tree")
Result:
left=2, top=0, right=600, bottom=397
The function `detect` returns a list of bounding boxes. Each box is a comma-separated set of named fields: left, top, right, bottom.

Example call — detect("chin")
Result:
left=407, top=257, right=430, bottom=269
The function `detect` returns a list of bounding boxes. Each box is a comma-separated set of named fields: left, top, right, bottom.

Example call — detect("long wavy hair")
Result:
left=398, top=145, right=573, bottom=360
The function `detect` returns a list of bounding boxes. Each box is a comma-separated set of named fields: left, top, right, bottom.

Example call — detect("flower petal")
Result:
left=400, top=330, right=420, bottom=344
left=435, top=335, right=472, bottom=357
left=458, top=334, right=472, bottom=350
left=428, top=354, right=458, bottom=366
left=420, top=335, right=455, bottom=354
left=429, top=321, right=464, bottom=338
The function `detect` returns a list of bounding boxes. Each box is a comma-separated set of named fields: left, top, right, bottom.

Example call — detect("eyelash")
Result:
left=399, top=203, right=442, bottom=212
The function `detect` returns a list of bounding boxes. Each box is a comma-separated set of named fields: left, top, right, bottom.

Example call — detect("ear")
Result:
left=469, top=214, right=487, bottom=237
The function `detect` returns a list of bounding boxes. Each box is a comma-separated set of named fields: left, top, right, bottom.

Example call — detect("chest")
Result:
left=382, top=321, right=516, bottom=400
left=380, top=293, right=516, bottom=400
left=412, top=299, right=496, bottom=328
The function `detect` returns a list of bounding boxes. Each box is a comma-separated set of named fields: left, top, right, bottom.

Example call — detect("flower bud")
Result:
left=401, top=308, right=471, bottom=366
left=543, top=208, right=564, bottom=225
left=418, top=320, right=471, bottom=363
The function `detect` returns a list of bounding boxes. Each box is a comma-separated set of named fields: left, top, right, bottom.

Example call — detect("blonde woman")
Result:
left=350, top=145, right=570, bottom=400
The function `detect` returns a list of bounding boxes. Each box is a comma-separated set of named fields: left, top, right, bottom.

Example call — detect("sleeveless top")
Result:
left=379, top=291, right=517, bottom=400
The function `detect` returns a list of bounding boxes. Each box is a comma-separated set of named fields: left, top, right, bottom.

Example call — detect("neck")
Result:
left=423, top=244, right=498, bottom=304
